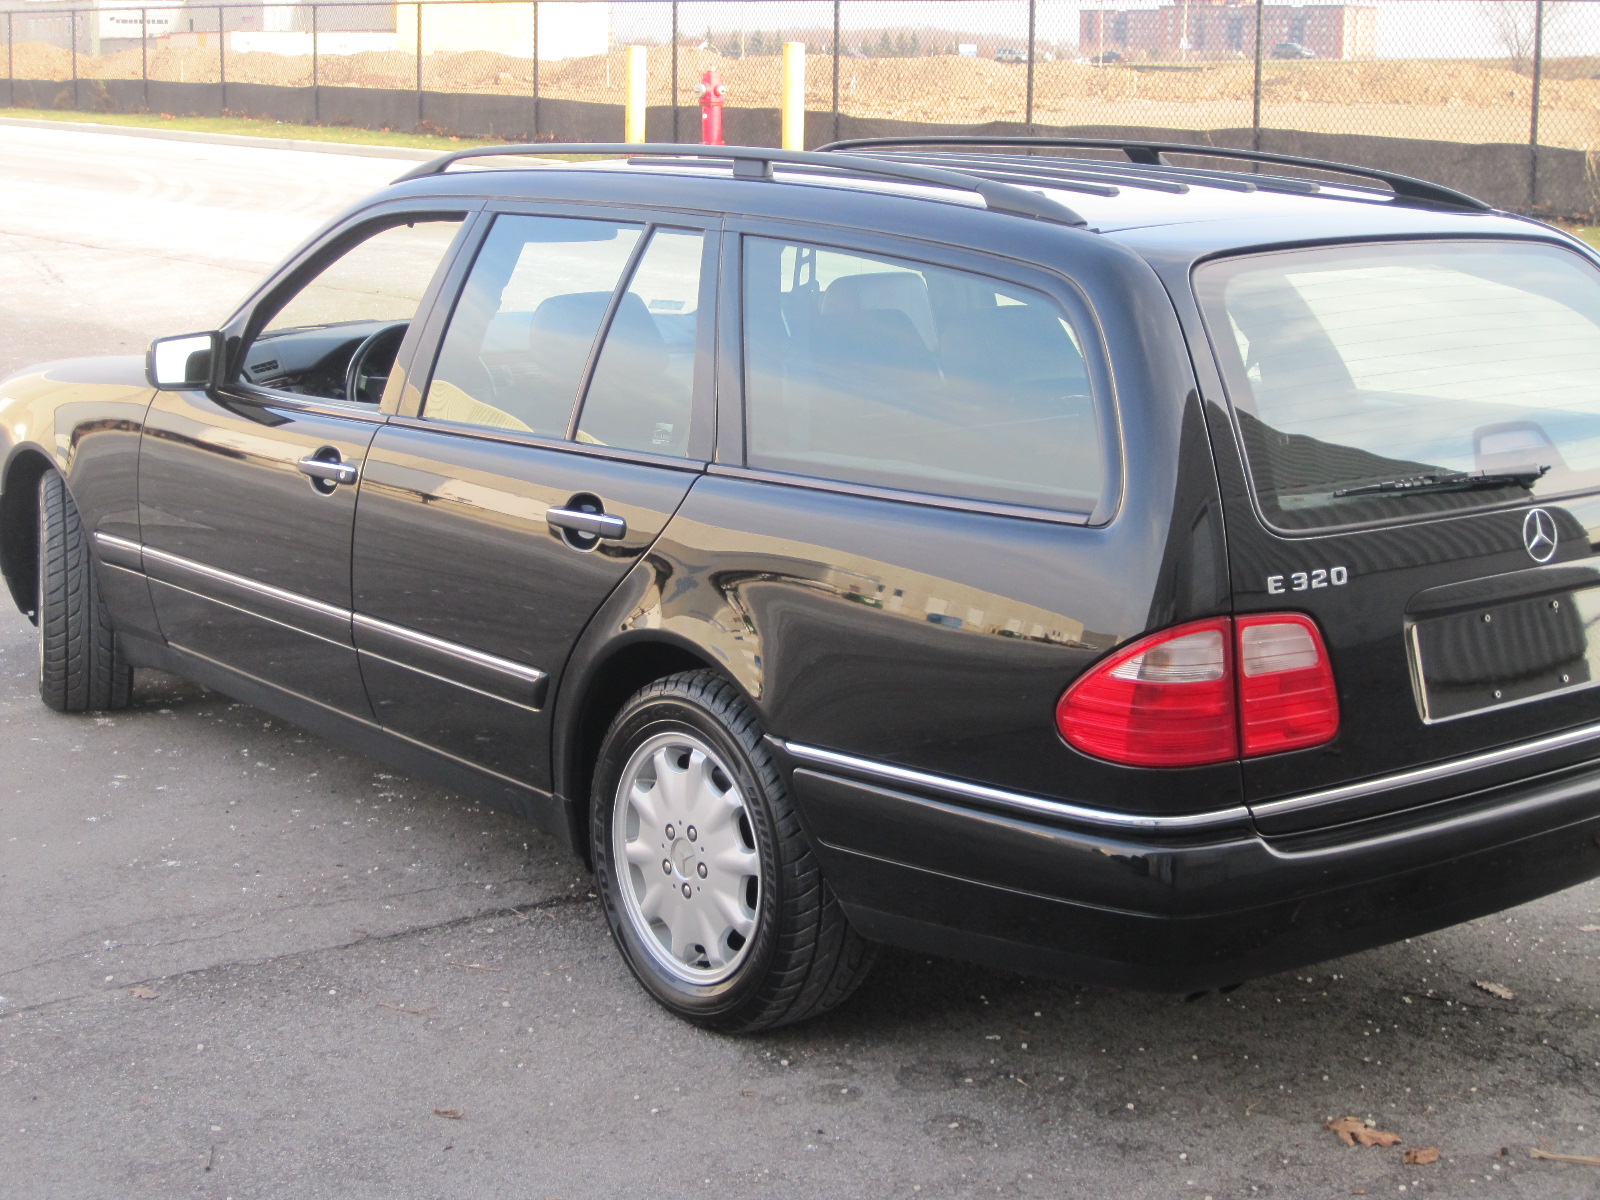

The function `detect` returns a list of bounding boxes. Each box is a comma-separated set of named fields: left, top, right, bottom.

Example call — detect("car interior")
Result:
left=745, top=242, right=1104, bottom=511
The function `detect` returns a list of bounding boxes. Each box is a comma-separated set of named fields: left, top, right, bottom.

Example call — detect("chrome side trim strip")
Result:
left=141, top=544, right=350, bottom=623
left=87, top=537, right=548, bottom=706
left=154, top=582, right=352, bottom=649
left=91, top=531, right=144, bottom=571
left=778, top=741, right=1252, bottom=833
left=353, top=614, right=547, bottom=686
left=92, top=532, right=141, bottom=551
left=1252, top=717, right=1600, bottom=820
left=357, top=648, right=545, bottom=713
left=353, top=613, right=548, bottom=708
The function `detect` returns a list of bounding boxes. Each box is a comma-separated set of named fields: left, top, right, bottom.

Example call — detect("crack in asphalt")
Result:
left=0, top=886, right=599, bottom=1021
left=0, top=874, right=559, bottom=981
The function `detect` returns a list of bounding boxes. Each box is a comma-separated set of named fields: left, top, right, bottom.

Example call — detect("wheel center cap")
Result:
left=671, top=837, right=697, bottom=879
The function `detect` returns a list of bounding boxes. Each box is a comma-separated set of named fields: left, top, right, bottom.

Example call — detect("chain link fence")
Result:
left=5, top=1, right=1600, bottom=213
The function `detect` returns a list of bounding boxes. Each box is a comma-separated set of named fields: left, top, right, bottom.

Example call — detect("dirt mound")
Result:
left=15, top=43, right=1600, bottom=145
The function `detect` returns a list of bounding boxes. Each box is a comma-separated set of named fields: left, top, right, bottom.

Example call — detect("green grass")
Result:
left=0, top=106, right=503, bottom=151
left=1568, top=226, right=1600, bottom=251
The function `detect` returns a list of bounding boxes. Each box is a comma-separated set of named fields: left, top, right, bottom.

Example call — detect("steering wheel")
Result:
left=344, top=321, right=410, bottom=405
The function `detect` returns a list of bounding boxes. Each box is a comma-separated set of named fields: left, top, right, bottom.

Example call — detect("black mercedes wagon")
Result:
left=6, top=137, right=1600, bottom=1030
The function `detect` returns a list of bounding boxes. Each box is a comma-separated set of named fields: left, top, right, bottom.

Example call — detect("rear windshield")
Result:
left=1195, top=240, right=1600, bottom=530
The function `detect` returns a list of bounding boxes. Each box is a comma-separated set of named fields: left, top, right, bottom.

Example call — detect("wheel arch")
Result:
left=0, top=447, right=60, bottom=622
left=553, top=633, right=745, bottom=865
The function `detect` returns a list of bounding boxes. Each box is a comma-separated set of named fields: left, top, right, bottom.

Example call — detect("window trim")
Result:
left=722, top=220, right=1117, bottom=523
left=706, top=463, right=1094, bottom=526
left=1192, top=236, right=1600, bottom=536
left=398, top=203, right=721, bottom=465
left=384, top=412, right=709, bottom=474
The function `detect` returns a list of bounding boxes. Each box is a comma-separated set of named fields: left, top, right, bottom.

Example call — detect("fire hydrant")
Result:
left=697, top=68, right=727, bottom=146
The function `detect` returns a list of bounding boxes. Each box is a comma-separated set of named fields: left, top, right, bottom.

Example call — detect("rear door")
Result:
left=350, top=206, right=717, bottom=789
left=1190, top=237, right=1600, bottom=831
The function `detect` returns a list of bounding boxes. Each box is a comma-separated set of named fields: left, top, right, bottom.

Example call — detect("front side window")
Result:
left=1197, top=240, right=1600, bottom=530
left=240, top=216, right=463, bottom=403
left=423, top=215, right=643, bottom=436
left=742, top=237, right=1103, bottom=512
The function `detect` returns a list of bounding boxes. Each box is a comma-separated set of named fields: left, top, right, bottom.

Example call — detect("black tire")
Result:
left=37, top=470, right=132, bottom=713
left=591, top=670, right=877, bottom=1031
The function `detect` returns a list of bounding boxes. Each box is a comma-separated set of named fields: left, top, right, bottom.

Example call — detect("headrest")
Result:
left=821, top=271, right=936, bottom=348
left=813, top=308, right=938, bottom=378
left=525, top=291, right=616, bottom=382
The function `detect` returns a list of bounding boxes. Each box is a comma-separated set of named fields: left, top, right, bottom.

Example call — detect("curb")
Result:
left=0, top=115, right=440, bottom=161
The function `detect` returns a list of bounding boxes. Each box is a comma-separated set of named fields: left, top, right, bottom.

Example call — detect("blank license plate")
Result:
left=1413, top=588, right=1600, bottom=721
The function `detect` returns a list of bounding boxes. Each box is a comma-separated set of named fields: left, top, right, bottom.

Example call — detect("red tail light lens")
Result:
left=1056, top=613, right=1339, bottom=767
left=1055, top=618, right=1237, bottom=767
left=1236, top=613, right=1340, bottom=756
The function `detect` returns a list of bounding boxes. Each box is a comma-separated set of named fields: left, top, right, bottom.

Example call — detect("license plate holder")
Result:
left=1412, top=588, right=1600, bottom=721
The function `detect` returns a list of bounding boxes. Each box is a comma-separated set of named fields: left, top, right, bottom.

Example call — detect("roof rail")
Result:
left=816, top=135, right=1492, bottom=213
left=391, top=142, right=1087, bottom=226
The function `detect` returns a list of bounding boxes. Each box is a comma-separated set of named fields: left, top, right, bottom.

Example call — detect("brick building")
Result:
left=1079, top=0, right=1377, bottom=61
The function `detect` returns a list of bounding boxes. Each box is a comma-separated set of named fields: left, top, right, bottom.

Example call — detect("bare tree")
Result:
left=1481, top=0, right=1571, bottom=75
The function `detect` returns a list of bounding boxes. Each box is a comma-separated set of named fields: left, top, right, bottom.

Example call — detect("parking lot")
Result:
left=1, top=122, right=1599, bottom=1199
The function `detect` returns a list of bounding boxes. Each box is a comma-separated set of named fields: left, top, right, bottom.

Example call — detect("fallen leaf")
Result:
left=1579, top=925, right=1600, bottom=932
left=1325, top=1117, right=1402, bottom=1148
left=1351, top=1189, right=1368, bottom=1196
left=1404, top=1146, right=1441, bottom=1165
left=377, top=1002, right=437, bottom=1015
left=128, top=986, right=160, bottom=999
left=1530, top=1148, right=1600, bottom=1166
left=737, top=1089, right=754, bottom=1097
left=432, top=1109, right=464, bottom=1120
left=1475, top=980, right=1516, bottom=1000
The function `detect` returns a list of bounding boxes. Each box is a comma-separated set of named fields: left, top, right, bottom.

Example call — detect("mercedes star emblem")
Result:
left=1523, top=507, right=1558, bottom=563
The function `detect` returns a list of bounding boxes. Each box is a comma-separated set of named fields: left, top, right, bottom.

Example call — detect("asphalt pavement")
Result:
left=1, top=122, right=1598, bottom=1199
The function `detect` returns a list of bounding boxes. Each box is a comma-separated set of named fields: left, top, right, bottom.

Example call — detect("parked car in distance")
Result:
left=7, top=136, right=1600, bottom=1032
left=1272, top=41, right=1316, bottom=58
left=1088, top=50, right=1125, bottom=65
left=995, top=46, right=1026, bottom=63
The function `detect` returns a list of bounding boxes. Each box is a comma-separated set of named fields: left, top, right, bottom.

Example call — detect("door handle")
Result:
left=297, top=454, right=358, bottom=488
left=546, top=506, right=627, bottom=540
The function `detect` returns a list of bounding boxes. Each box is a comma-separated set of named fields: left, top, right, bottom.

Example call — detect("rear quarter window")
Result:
left=741, top=236, right=1105, bottom=514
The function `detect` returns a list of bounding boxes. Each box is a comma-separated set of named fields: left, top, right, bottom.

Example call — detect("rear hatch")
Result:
left=1192, top=236, right=1600, bottom=832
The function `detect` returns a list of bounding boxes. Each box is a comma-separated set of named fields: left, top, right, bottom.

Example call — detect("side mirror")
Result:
left=147, top=332, right=222, bottom=391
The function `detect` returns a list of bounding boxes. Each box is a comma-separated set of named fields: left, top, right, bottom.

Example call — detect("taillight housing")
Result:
left=1235, top=613, right=1340, bottom=756
left=1056, top=613, right=1339, bottom=768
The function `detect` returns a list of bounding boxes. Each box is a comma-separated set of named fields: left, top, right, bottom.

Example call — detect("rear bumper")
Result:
left=783, top=752, right=1600, bottom=992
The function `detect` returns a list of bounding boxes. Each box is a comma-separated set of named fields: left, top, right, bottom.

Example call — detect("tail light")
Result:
left=1235, top=614, right=1340, bottom=756
left=1056, top=613, right=1338, bottom=767
left=1055, top=618, right=1236, bottom=767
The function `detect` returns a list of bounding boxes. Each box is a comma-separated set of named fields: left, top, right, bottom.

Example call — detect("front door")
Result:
left=139, top=210, right=468, bottom=713
left=351, top=210, right=717, bottom=788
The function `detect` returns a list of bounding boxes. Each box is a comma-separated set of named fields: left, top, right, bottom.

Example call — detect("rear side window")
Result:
left=741, top=237, right=1103, bottom=513
left=1197, top=240, right=1600, bottom=530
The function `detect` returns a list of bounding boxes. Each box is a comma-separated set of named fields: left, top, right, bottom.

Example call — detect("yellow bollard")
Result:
left=782, top=42, right=806, bottom=151
left=625, top=45, right=648, bottom=144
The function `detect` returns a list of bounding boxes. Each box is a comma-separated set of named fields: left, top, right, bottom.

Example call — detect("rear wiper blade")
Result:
left=1333, top=465, right=1549, bottom=498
